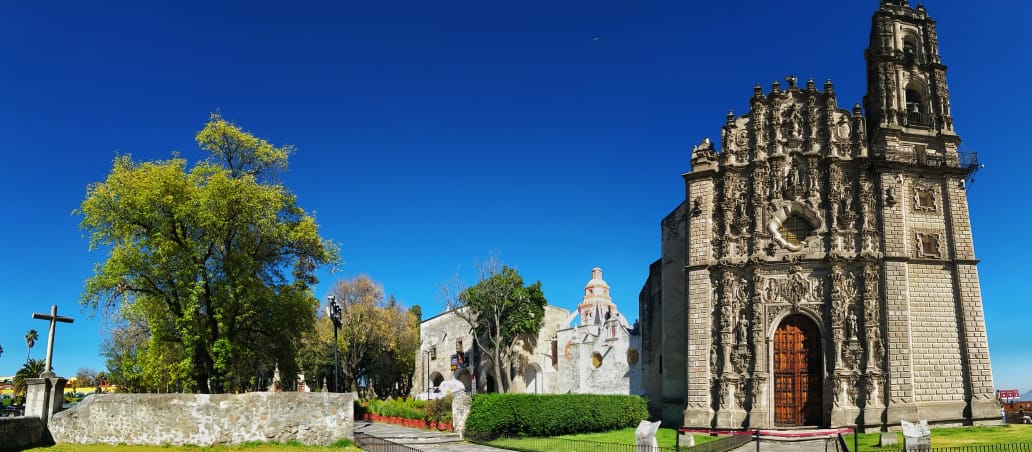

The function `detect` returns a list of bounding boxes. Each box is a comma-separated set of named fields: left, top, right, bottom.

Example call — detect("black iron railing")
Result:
left=353, top=432, right=422, bottom=452
left=959, top=151, right=979, bottom=172
left=685, top=434, right=751, bottom=452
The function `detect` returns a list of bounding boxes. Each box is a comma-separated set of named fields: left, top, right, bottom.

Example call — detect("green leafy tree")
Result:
left=13, top=358, right=47, bottom=397
left=298, top=276, right=419, bottom=396
left=24, top=329, right=38, bottom=363
left=449, top=260, right=547, bottom=393
left=367, top=297, right=420, bottom=398
left=78, top=113, right=339, bottom=393
left=330, top=275, right=388, bottom=392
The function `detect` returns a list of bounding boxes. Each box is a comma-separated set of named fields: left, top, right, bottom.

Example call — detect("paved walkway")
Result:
left=729, top=438, right=842, bottom=452
left=728, top=430, right=849, bottom=452
left=354, top=421, right=848, bottom=452
left=353, top=421, right=511, bottom=451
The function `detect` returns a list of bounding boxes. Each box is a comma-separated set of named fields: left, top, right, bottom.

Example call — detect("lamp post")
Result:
left=326, top=295, right=343, bottom=392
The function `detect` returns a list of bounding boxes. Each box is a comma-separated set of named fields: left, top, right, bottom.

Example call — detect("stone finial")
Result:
left=786, top=75, right=798, bottom=89
left=772, top=80, right=781, bottom=93
left=807, top=77, right=817, bottom=92
left=854, top=102, right=863, bottom=115
left=753, top=83, right=763, bottom=98
left=824, top=79, right=835, bottom=93
left=726, top=110, right=735, bottom=126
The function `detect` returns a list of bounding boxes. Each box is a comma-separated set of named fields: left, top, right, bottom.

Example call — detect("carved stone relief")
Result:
left=914, top=230, right=944, bottom=259
left=912, top=183, right=939, bottom=213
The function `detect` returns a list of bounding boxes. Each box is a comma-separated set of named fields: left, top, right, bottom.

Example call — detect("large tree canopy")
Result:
left=452, top=263, right=546, bottom=393
left=78, top=113, right=339, bottom=393
left=297, top=275, right=419, bottom=396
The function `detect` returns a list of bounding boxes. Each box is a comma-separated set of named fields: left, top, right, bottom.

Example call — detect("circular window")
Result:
left=591, top=352, right=603, bottom=368
left=627, top=349, right=639, bottom=365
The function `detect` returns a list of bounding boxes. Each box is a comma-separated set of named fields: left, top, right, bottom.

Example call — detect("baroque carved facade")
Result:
left=639, top=0, right=997, bottom=430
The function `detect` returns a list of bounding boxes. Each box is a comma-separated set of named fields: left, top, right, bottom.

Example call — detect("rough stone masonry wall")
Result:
left=0, top=416, right=46, bottom=449
left=48, top=392, right=354, bottom=446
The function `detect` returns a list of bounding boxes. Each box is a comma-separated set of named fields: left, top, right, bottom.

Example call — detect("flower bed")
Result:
left=357, top=397, right=453, bottom=432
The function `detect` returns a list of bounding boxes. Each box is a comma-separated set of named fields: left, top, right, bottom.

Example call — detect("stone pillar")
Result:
left=25, top=377, right=66, bottom=424
left=682, top=176, right=715, bottom=427
left=451, top=393, right=472, bottom=439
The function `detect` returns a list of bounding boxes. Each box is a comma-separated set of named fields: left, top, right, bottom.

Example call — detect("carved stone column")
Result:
left=748, top=274, right=769, bottom=427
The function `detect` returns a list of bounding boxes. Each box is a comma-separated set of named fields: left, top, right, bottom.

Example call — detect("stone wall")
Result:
left=0, top=417, right=46, bottom=449
left=48, top=392, right=353, bottom=446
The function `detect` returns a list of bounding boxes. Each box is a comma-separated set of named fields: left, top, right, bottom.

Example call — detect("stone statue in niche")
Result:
left=839, top=184, right=854, bottom=227
left=763, top=278, right=779, bottom=304
left=735, top=312, right=748, bottom=345
left=788, top=107, right=803, bottom=140
left=770, top=162, right=784, bottom=199
left=720, top=302, right=734, bottom=333
left=846, top=309, right=858, bottom=339
left=787, top=165, right=801, bottom=193
left=806, top=159, right=820, bottom=201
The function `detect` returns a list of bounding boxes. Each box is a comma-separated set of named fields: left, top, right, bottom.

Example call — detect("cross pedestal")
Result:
left=25, top=305, right=74, bottom=423
left=25, top=377, right=66, bottom=424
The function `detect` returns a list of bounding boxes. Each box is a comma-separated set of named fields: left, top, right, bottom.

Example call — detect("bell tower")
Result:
left=864, top=0, right=999, bottom=426
left=865, top=0, right=957, bottom=157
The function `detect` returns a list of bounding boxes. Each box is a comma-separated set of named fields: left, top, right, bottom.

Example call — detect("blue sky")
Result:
left=1, top=1, right=1030, bottom=393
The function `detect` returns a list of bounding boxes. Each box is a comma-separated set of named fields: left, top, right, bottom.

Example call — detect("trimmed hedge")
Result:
left=464, top=393, right=650, bottom=438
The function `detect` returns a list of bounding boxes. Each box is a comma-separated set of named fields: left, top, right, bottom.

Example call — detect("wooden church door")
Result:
left=773, top=314, right=823, bottom=426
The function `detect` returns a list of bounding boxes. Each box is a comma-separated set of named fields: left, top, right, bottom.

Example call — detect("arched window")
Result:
left=903, top=40, right=916, bottom=61
left=905, top=89, right=926, bottom=126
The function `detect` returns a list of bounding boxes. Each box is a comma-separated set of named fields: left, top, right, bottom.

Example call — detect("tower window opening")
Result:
left=903, top=40, right=916, bottom=61
left=905, top=89, right=927, bottom=126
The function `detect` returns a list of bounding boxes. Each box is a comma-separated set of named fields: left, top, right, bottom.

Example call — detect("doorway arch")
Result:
left=525, top=363, right=542, bottom=394
left=772, top=314, right=823, bottom=427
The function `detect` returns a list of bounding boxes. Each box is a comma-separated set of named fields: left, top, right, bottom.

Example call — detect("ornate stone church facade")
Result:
left=639, top=1, right=997, bottom=430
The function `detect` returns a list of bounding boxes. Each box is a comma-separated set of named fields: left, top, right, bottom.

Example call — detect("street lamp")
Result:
left=326, top=295, right=343, bottom=392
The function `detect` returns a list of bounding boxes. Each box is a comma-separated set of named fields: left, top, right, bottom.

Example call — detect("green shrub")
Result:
left=367, top=397, right=428, bottom=420
left=425, top=394, right=455, bottom=424
left=464, top=393, right=649, bottom=439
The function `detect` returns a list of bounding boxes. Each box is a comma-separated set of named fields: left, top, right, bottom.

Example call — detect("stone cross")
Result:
left=31, top=305, right=74, bottom=378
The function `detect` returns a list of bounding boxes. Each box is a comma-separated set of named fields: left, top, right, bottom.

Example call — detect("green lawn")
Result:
left=844, top=424, right=1032, bottom=451
left=480, top=427, right=721, bottom=450
left=11, top=440, right=360, bottom=452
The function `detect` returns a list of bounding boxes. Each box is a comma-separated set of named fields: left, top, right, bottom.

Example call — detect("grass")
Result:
left=480, top=427, right=722, bottom=450
left=843, top=424, right=1032, bottom=451
left=9, top=439, right=360, bottom=452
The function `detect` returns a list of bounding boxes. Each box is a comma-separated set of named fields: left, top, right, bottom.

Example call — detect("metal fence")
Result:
left=353, top=432, right=422, bottom=452
left=684, top=434, right=752, bottom=452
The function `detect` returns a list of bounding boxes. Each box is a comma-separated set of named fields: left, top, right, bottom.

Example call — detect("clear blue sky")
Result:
left=2, top=1, right=1030, bottom=393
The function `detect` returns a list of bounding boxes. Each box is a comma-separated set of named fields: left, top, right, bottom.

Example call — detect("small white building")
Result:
left=411, top=267, right=642, bottom=396
left=554, top=268, right=643, bottom=395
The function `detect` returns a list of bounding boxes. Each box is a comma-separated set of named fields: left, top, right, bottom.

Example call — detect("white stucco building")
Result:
left=412, top=267, right=642, bottom=396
